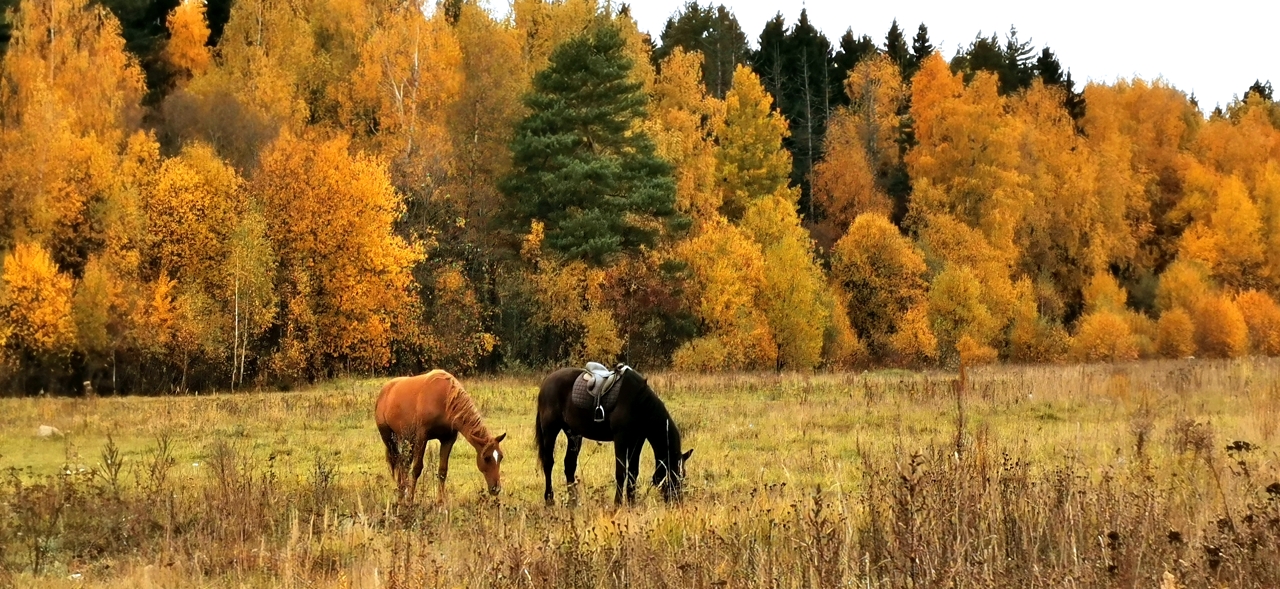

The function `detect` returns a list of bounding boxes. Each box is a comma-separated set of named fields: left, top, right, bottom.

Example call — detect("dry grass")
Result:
left=1, top=360, right=1279, bottom=587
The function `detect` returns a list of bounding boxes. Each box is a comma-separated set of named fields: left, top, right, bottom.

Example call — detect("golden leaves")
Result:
left=812, top=110, right=889, bottom=245
left=831, top=213, right=930, bottom=364
left=717, top=65, right=795, bottom=220
left=164, top=0, right=212, bottom=81
left=1, top=242, right=77, bottom=355
left=147, top=142, right=245, bottom=288
left=254, top=130, right=424, bottom=370
left=673, top=218, right=775, bottom=370
left=650, top=48, right=724, bottom=225
left=348, top=8, right=462, bottom=178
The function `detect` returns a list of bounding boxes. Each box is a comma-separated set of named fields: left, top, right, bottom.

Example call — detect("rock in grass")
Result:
left=36, top=425, right=63, bottom=438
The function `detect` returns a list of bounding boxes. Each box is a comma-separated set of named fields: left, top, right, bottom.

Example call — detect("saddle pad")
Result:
left=571, top=372, right=621, bottom=414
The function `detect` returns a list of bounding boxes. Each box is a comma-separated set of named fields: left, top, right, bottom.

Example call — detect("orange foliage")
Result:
left=1082, top=273, right=1127, bottom=314
left=164, top=0, right=211, bottom=81
left=907, top=54, right=1030, bottom=260
left=1071, top=310, right=1139, bottom=362
left=1193, top=294, right=1248, bottom=359
left=421, top=267, right=498, bottom=372
left=146, top=143, right=245, bottom=287
left=842, top=54, right=905, bottom=173
left=1008, top=287, right=1069, bottom=363
left=812, top=111, right=889, bottom=245
left=1156, top=307, right=1196, bottom=359
left=956, top=334, right=998, bottom=366
left=1, top=242, right=77, bottom=356
left=448, top=2, right=529, bottom=239
left=823, top=288, right=869, bottom=369
left=1156, top=259, right=1213, bottom=313
left=928, top=264, right=999, bottom=362
left=830, top=213, right=929, bottom=361
left=347, top=7, right=462, bottom=187
left=1081, top=79, right=1198, bottom=266
left=651, top=49, right=725, bottom=225
left=741, top=195, right=830, bottom=369
left=673, top=218, right=776, bottom=370
left=1236, top=290, right=1280, bottom=356
left=0, top=0, right=145, bottom=138
left=253, top=131, right=423, bottom=370
left=717, top=65, right=795, bottom=220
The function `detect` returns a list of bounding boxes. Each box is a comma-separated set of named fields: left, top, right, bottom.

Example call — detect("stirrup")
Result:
left=593, top=405, right=605, bottom=422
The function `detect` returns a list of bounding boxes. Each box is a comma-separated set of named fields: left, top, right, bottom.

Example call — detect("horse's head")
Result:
left=654, top=447, right=694, bottom=502
left=477, top=432, right=507, bottom=495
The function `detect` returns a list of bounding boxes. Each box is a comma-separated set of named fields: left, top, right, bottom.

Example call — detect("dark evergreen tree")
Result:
left=94, top=0, right=182, bottom=95
left=831, top=29, right=877, bottom=106
left=751, top=13, right=789, bottom=110
left=951, top=27, right=1036, bottom=95
left=500, top=25, right=680, bottom=265
left=205, top=0, right=233, bottom=45
left=1000, top=27, right=1036, bottom=92
left=1036, top=47, right=1086, bottom=123
left=783, top=9, right=834, bottom=218
left=1246, top=79, right=1274, bottom=102
left=908, top=23, right=933, bottom=78
left=884, top=19, right=909, bottom=72
left=653, top=2, right=749, bottom=98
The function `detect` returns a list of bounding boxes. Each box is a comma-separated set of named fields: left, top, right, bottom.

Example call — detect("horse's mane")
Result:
left=432, top=370, right=492, bottom=445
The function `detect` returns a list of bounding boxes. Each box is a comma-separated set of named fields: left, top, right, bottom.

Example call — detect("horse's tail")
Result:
left=534, top=410, right=546, bottom=469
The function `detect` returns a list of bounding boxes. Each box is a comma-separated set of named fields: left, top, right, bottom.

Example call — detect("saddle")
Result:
left=571, top=362, right=628, bottom=422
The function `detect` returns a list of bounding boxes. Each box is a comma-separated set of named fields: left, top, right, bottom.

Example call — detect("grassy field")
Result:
left=1, top=360, right=1279, bottom=588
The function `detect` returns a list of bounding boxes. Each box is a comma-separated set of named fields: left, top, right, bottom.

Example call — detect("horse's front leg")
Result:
left=437, top=434, right=456, bottom=504
left=613, top=439, right=639, bottom=505
left=624, top=440, right=643, bottom=504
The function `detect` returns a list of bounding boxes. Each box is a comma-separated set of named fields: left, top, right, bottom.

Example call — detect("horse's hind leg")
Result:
left=537, top=415, right=559, bottom=506
left=378, top=425, right=401, bottom=494
left=564, top=434, right=583, bottom=505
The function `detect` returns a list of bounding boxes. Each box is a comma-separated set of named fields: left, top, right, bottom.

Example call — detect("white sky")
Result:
left=611, top=0, right=1278, bottom=112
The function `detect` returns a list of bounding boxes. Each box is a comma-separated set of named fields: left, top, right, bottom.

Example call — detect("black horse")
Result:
left=534, top=366, right=693, bottom=505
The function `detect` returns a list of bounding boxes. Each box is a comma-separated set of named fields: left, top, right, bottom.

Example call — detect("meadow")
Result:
left=1, top=360, right=1279, bottom=588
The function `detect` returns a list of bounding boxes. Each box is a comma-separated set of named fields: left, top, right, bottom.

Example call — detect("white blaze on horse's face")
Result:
left=492, top=450, right=500, bottom=463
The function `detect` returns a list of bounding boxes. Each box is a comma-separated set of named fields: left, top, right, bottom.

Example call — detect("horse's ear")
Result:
left=494, top=432, right=507, bottom=444
left=682, top=449, right=694, bottom=462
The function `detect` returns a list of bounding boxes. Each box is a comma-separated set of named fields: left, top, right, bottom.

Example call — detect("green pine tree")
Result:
left=908, top=23, right=933, bottom=78
left=751, top=13, right=789, bottom=108
left=884, top=19, right=909, bottom=72
left=501, top=25, right=681, bottom=265
left=1036, top=47, right=1086, bottom=123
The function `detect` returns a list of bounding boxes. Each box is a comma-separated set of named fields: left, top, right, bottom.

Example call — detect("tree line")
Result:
left=1, top=0, right=1278, bottom=394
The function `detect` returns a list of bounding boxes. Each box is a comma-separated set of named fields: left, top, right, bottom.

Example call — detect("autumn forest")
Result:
left=1, top=0, right=1279, bottom=395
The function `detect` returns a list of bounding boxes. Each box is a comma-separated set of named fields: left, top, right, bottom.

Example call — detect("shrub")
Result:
left=1082, top=272, right=1127, bottom=314
left=956, top=334, right=998, bottom=366
left=1071, top=310, right=1139, bottom=362
left=1155, top=307, right=1196, bottom=358
left=1236, top=290, right=1280, bottom=356
left=1155, top=259, right=1212, bottom=313
left=1193, top=294, right=1248, bottom=358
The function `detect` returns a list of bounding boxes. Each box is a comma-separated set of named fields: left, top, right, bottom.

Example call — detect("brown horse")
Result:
left=374, top=370, right=506, bottom=502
